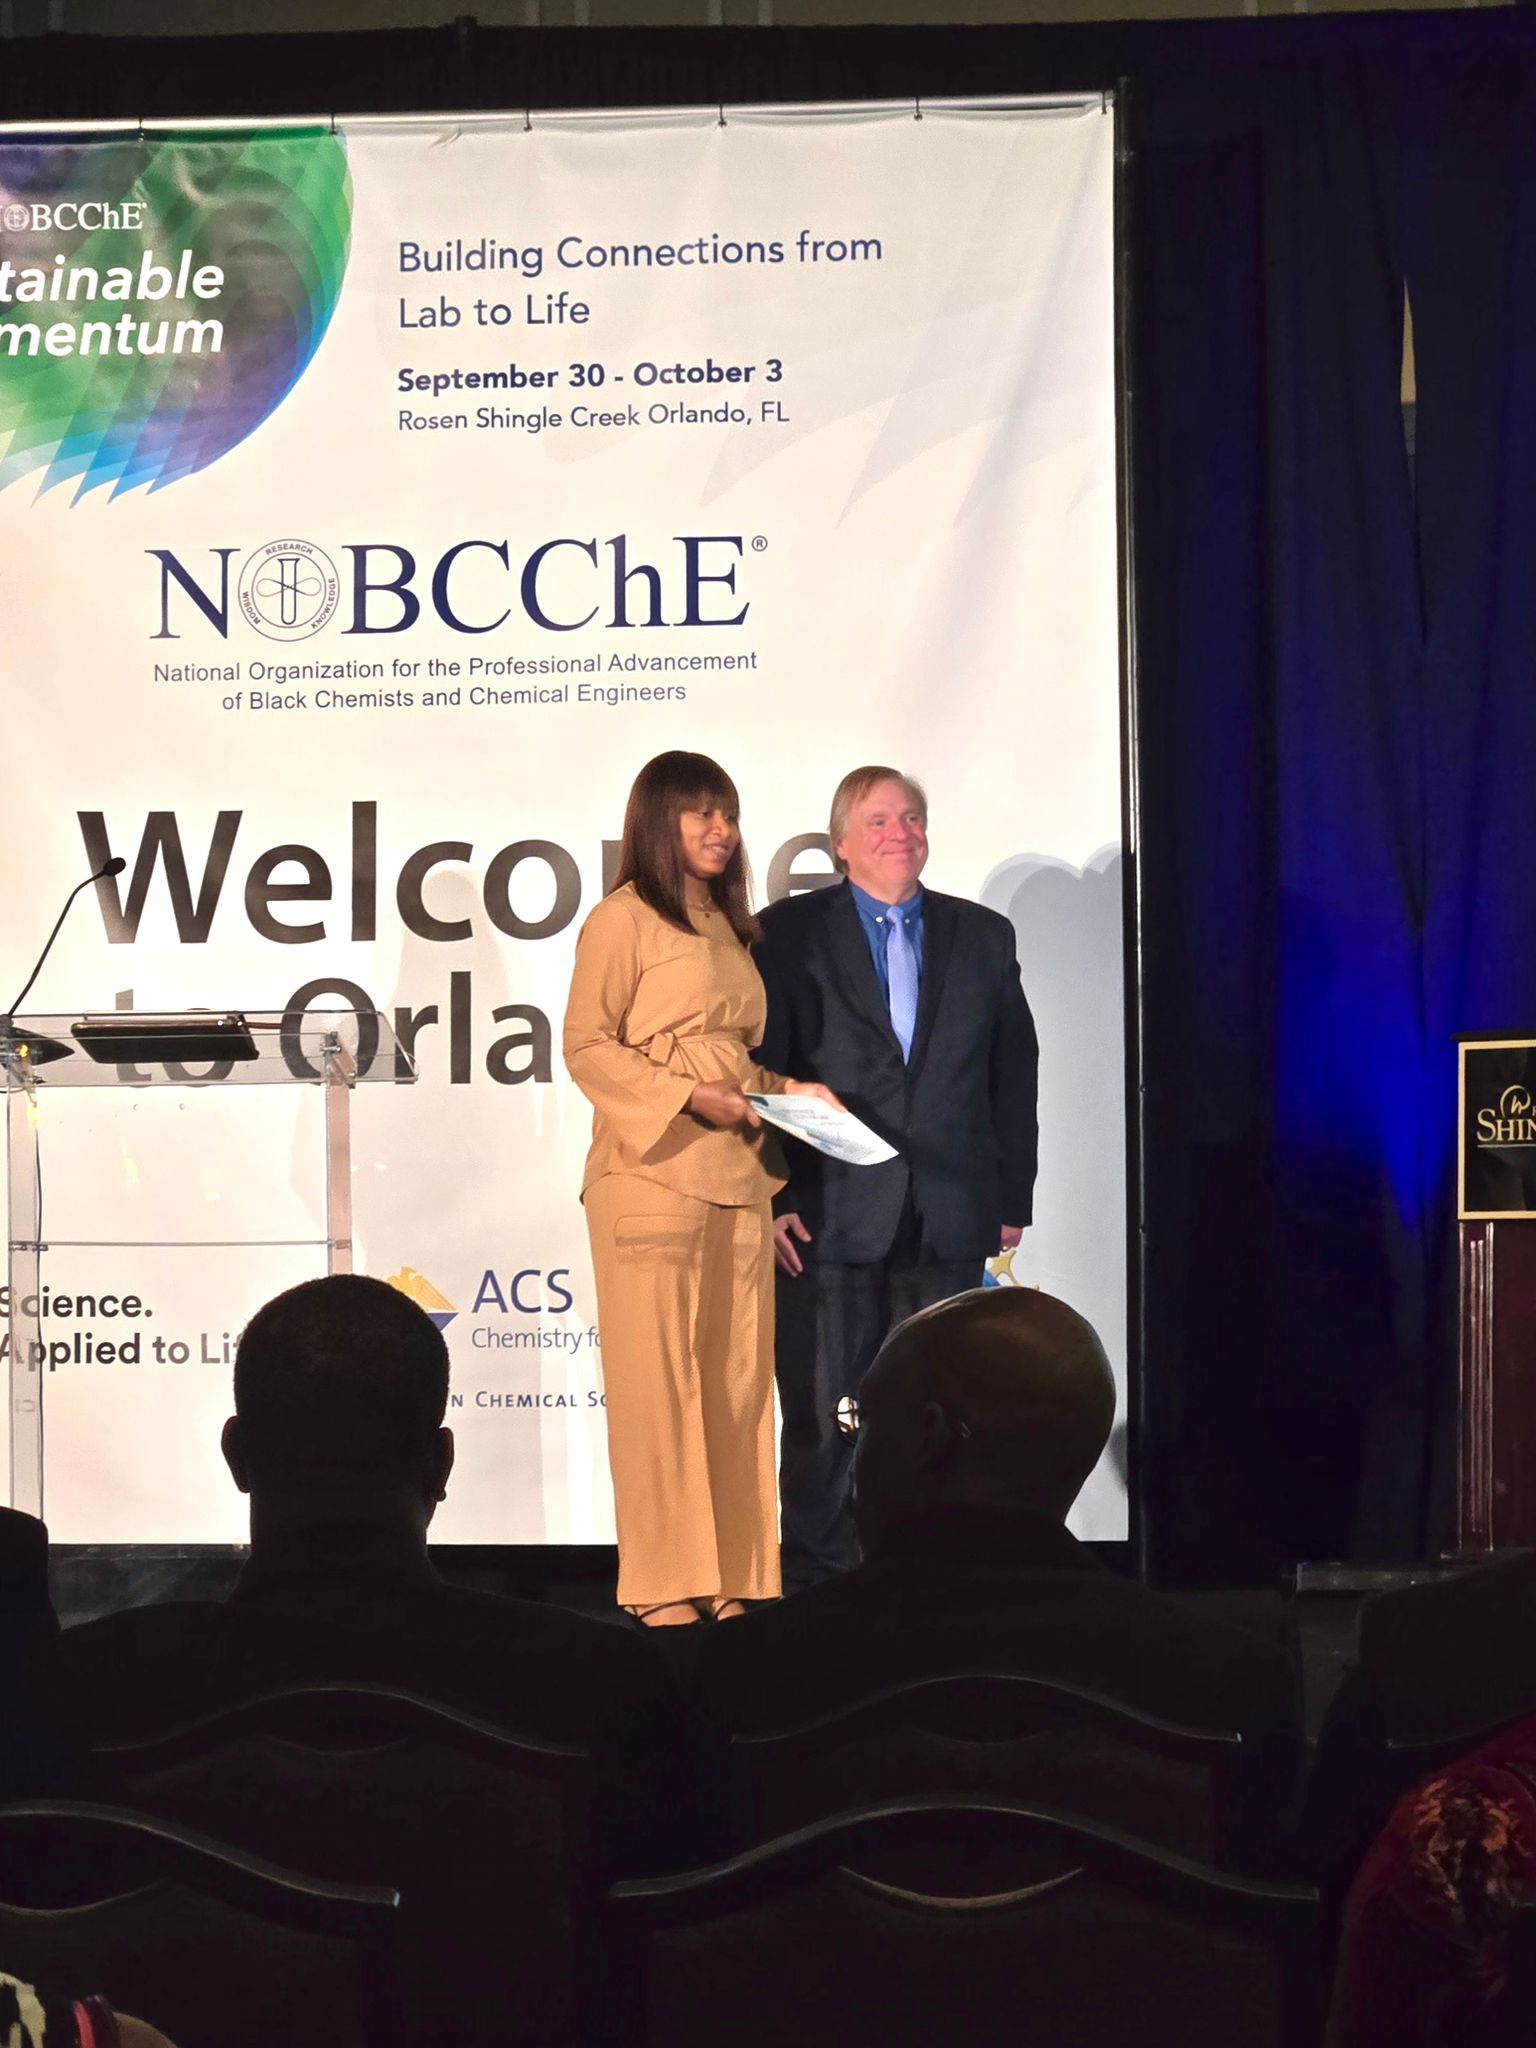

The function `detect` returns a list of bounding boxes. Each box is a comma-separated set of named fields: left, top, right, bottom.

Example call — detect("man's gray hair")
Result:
left=828, top=766, right=929, bottom=875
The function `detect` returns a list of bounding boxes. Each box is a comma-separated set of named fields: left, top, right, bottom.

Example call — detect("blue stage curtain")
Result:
left=1134, top=26, right=1536, bottom=1580
left=1132, top=49, right=1427, bottom=1578
left=1387, top=39, right=1536, bottom=1561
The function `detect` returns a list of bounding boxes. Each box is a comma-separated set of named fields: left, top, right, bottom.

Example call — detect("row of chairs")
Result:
left=727, top=1670, right=1252, bottom=1860
left=0, top=1795, right=1323, bottom=2048
left=18, top=1670, right=1514, bottom=2047
left=0, top=1802, right=400, bottom=2047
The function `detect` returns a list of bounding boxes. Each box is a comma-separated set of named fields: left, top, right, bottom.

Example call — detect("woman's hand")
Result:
left=784, top=1079, right=846, bottom=1113
left=688, top=1080, right=762, bottom=1129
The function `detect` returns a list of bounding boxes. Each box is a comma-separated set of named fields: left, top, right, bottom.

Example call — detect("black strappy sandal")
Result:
left=629, top=1600, right=706, bottom=1628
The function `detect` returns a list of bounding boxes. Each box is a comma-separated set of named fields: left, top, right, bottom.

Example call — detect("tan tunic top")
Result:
left=563, top=883, right=788, bottom=1205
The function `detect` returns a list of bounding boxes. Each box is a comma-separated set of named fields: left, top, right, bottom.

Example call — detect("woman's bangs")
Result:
left=678, top=778, right=738, bottom=817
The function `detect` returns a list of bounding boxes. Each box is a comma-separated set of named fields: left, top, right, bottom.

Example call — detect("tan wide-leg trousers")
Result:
left=584, top=1173, right=781, bottom=1610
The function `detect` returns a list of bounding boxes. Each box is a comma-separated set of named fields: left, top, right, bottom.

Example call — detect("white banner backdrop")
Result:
left=0, top=99, right=1127, bottom=1544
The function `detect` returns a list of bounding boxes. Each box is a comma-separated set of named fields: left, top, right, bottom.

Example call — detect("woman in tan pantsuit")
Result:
left=563, top=752, right=839, bottom=1627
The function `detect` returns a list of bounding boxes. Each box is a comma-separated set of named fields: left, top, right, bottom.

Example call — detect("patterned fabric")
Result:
left=1329, top=1714, right=1536, bottom=2044
left=0, top=1975, right=74, bottom=2048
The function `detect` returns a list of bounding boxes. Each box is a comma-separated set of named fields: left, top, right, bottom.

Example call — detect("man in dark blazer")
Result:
left=1307, top=1549, right=1536, bottom=1898
left=755, top=765, right=1039, bottom=1589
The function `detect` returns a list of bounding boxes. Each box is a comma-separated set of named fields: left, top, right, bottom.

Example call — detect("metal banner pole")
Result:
left=5, top=1049, right=43, bottom=1516
left=323, top=1028, right=356, bottom=1277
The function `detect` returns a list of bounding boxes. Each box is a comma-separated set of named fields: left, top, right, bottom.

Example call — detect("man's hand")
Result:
left=688, top=1080, right=761, bottom=1129
left=784, top=1079, right=846, bottom=1112
left=1000, top=1224, right=1025, bottom=1251
left=774, top=1213, right=812, bottom=1276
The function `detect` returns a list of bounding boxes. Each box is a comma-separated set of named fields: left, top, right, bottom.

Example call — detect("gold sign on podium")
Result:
left=1458, top=1037, right=1536, bottom=1548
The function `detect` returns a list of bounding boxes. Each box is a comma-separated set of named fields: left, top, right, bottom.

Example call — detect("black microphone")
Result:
left=1, top=857, right=128, bottom=1049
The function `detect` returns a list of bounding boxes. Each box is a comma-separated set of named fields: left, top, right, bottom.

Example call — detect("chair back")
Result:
left=729, top=1672, right=1247, bottom=1864
left=1502, top=1899, right=1536, bottom=2033
left=92, top=1682, right=595, bottom=2048
left=1385, top=1707, right=1536, bottom=1780
left=609, top=1797, right=1322, bottom=2048
left=0, top=1800, right=398, bottom=2048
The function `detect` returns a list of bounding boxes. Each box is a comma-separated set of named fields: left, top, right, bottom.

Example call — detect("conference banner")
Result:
left=0, top=100, right=1128, bottom=1545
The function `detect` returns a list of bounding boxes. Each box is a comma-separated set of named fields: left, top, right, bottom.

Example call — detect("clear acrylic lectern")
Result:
left=2, top=1010, right=412, bottom=1521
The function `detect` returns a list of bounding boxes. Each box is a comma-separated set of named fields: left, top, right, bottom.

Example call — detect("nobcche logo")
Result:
left=1, top=204, right=30, bottom=234
left=237, top=538, right=341, bottom=642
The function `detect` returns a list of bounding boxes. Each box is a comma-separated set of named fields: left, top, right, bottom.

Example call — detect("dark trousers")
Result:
left=775, top=1208, right=980, bottom=1592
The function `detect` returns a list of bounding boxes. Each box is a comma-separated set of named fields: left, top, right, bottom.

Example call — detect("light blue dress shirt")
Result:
left=848, top=880, right=927, bottom=993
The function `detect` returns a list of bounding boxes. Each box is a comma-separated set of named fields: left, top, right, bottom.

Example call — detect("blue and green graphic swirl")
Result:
left=0, top=130, right=351, bottom=500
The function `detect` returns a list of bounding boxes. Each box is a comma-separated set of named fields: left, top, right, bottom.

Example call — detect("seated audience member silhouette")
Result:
left=1, top=1508, right=56, bottom=1653
left=1, top=1507, right=65, bottom=1799
left=51, top=1274, right=683, bottom=1869
left=693, top=1287, right=1300, bottom=1864
left=1310, top=1550, right=1536, bottom=1900
left=1326, top=1711, right=1536, bottom=2046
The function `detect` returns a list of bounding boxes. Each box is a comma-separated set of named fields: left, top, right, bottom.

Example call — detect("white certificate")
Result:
left=745, top=1094, right=899, bottom=1167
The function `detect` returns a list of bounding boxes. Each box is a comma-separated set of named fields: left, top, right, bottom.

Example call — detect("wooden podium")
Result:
left=1458, top=1035, right=1536, bottom=1547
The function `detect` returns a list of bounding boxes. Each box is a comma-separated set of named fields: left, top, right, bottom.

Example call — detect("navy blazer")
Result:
left=753, top=880, right=1038, bottom=1262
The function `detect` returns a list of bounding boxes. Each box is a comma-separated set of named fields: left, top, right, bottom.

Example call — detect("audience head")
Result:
left=222, top=1274, right=452, bottom=1529
left=0, top=1508, right=57, bottom=1650
left=851, top=1286, right=1115, bottom=1553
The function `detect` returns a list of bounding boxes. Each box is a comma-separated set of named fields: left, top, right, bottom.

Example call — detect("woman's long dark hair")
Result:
left=613, top=751, right=759, bottom=945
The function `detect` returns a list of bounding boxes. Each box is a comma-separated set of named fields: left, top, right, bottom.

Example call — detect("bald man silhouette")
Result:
left=694, top=1287, right=1300, bottom=1869
left=850, top=1286, right=1118, bottom=1555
